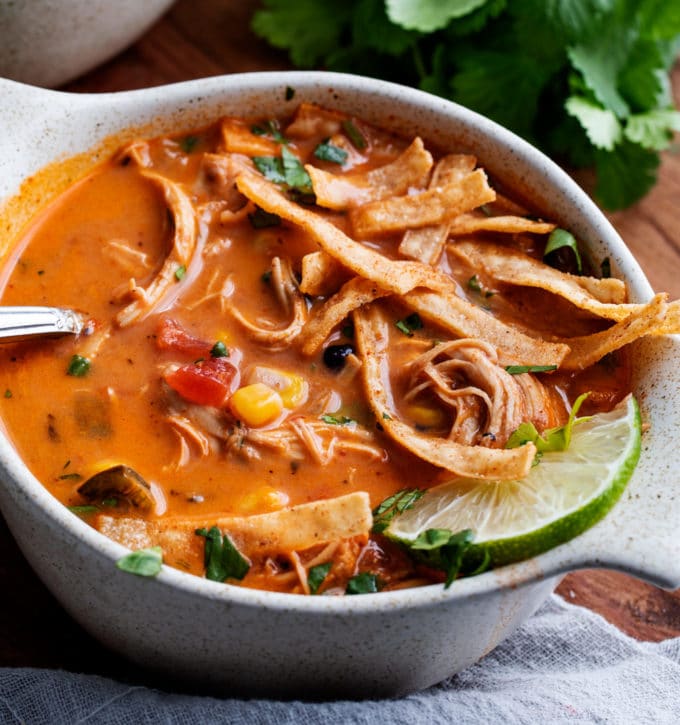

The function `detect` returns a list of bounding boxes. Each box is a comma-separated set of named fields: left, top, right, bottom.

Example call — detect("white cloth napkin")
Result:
left=1, top=593, right=679, bottom=724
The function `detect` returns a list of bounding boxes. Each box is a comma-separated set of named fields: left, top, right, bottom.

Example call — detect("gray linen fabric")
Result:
left=1, top=593, right=679, bottom=724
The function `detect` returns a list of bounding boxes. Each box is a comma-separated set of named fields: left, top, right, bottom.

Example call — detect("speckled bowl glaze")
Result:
left=0, top=0, right=174, bottom=87
left=0, top=73, right=679, bottom=698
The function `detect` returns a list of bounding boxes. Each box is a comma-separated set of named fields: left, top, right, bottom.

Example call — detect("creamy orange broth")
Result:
left=0, top=107, right=631, bottom=593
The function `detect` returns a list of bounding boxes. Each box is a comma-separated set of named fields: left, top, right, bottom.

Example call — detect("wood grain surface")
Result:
left=1, top=0, right=679, bottom=679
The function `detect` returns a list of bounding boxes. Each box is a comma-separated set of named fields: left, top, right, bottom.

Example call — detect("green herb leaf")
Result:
left=341, top=119, right=367, bottom=150
left=321, top=414, right=354, bottom=425
left=314, top=140, right=349, bottom=164
left=210, top=341, right=229, bottom=358
left=175, top=265, right=187, bottom=281
left=395, top=313, right=423, bottom=337
left=180, top=135, right=199, bottom=153
left=253, top=155, right=287, bottom=183
left=195, top=526, right=250, bottom=582
left=3, top=389, right=11, bottom=399
left=281, top=146, right=312, bottom=190
left=68, top=504, right=99, bottom=516
left=595, top=139, right=660, bottom=210
left=467, top=274, right=482, bottom=292
left=504, top=364, right=558, bottom=375
left=67, top=355, right=90, bottom=377
left=410, top=528, right=475, bottom=588
left=565, top=96, right=622, bottom=151
left=544, top=228, right=583, bottom=274
left=372, top=488, right=425, bottom=534
left=507, top=391, right=591, bottom=454
left=346, top=572, right=379, bottom=594
left=59, top=473, right=82, bottom=481
left=116, top=546, right=163, bottom=577
left=308, top=562, right=331, bottom=594
left=249, top=207, right=282, bottom=228
left=386, top=0, right=488, bottom=33
left=624, top=109, right=680, bottom=152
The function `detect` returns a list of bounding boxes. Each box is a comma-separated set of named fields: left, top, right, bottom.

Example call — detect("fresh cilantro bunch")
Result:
left=252, top=0, right=680, bottom=209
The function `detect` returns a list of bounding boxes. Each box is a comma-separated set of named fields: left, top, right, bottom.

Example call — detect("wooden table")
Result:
left=1, top=0, right=679, bottom=682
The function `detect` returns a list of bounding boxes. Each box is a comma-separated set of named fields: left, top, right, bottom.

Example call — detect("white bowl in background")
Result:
left=0, top=72, right=678, bottom=698
left=0, top=0, right=175, bottom=88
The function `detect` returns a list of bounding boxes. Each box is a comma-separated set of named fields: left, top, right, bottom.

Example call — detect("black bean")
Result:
left=323, top=344, right=355, bottom=370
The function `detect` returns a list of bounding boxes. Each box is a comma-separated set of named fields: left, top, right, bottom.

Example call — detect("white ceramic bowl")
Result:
left=0, top=72, right=679, bottom=698
left=0, top=0, right=175, bottom=87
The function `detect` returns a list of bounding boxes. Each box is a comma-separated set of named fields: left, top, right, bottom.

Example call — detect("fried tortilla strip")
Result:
left=559, top=294, right=676, bottom=370
left=116, top=172, right=197, bottom=327
left=285, top=102, right=346, bottom=139
left=448, top=213, right=556, bottom=236
left=96, top=491, right=373, bottom=560
left=220, top=118, right=280, bottom=156
left=354, top=307, right=536, bottom=480
left=300, top=277, right=391, bottom=355
left=299, top=250, right=350, bottom=296
left=350, top=169, right=496, bottom=237
left=404, top=289, right=570, bottom=367
left=576, top=276, right=627, bottom=304
left=236, top=172, right=446, bottom=296
left=399, top=154, right=477, bottom=264
left=448, top=240, right=635, bottom=320
left=306, top=137, right=433, bottom=210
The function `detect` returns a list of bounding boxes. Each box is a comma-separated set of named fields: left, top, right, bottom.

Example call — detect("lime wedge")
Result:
left=386, top=395, right=641, bottom=571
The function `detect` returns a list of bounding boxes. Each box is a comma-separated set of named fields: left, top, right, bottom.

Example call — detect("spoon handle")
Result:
left=0, top=306, right=83, bottom=342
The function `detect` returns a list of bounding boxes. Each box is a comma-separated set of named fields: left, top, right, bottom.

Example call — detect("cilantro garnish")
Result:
left=506, top=392, right=591, bottom=455
left=67, top=354, right=90, bottom=377
left=372, top=488, right=425, bottom=534
left=505, top=364, right=558, bottom=375
left=544, top=229, right=583, bottom=274
left=253, top=147, right=312, bottom=193
left=175, top=265, right=187, bottom=281
left=210, top=341, right=229, bottom=358
left=251, top=119, right=287, bottom=144
left=59, top=473, right=82, bottom=481
left=314, top=140, right=348, bottom=164
left=410, top=528, right=475, bottom=588
left=341, top=119, right=366, bottom=150
left=308, top=562, right=331, bottom=594
left=3, top=389, right=11, bottom=399
left=395, top=312, right=423, bottom=337
left=467, top=275, right=482, bottom=292
left=249, top=207, right=281, bottom=228
left=346, top=572, right=379, bottom=595
left=68, top=505, right=99, bottom=516
left=116, top=546, right=163, bottom=577
left=179, top=135, right=199, bottom=153
left=252, top=2, right=680, bottom=209
left=321, top=414, right=354, bottom=426
left=195, top=526, right=250, bottom=582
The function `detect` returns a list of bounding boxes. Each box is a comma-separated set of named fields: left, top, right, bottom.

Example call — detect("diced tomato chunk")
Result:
left=164, top=358, right=238, bottom=407
left=156, top=317, right=212, bottom=358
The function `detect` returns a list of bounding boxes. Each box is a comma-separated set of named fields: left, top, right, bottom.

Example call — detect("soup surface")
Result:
left=0, top=103, right=659, bottom=595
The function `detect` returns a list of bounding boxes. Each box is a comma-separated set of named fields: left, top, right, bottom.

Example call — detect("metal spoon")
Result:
left=0, top=306, right=84, bottom=342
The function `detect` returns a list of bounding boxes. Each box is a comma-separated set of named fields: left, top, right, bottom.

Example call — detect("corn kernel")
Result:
left=407, top=404, right=448, bottom=429
left=229, top=383, right=284, bottom=427
left=237, top=485, right=290, bottom=515
left=246, top=366, right=308, bottom=409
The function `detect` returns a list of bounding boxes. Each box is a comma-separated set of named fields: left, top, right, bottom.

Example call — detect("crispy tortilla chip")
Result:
left=299, top=251, right=349, bottom=296
left=350, top=169, right=496, bottom=237
left=399, top=154, right=477, bottom=264
left=116, top=171, right=197, bottom=328
left=236, top=172, right=447, bottom=296
left=220, top=118, right=280, bottom=156
left=307, top=137, right=433, bottom=210
left=559, top=294, right=671, bottom=370
left=285, top=102, right=346, bottom=139
left=576, top=276, right=627, bottom=304
left=97, top=491, right=372, bottom=560
left=448, top=213, right=556, bottom=236
left=301, top=277, right=390, bottom=355
left=354, top=307, right=536, bottom=480
left=448, top=240, right=634, bottom=320
left=488, top=192, right=530, bottom=216
left=404, top=288, right=569, bottom=367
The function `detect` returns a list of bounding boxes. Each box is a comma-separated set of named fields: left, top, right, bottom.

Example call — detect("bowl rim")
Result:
left=0, top=70, right=676, bottom=614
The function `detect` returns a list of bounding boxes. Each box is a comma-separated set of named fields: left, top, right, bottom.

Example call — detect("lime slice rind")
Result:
left=386, top=396, right=641, bottom=571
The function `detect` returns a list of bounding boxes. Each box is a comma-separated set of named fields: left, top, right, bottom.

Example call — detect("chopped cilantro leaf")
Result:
left=179, top=135, right=199, bottom=153
left=346, top=572, right=379, bottom=594
left=253, top=148, right=312, bottom=193
left=410, top=528, right=475, bottom=588
left=195, top=526, right=250, bottom=582
left=372, top=488, right=425, bottom=534
left=544, top=229, right=583, bottom=274
left=467, top=274, right=482, bottom=292
left=175, top=265, right=187, bottom=281
left=3, top=389, right=11, bottom=399
left=314, top=140, right=348, bottom=164
left=68, top=505, right=99, bottom=516
left=505, top=364, right=558, bottom=375
left=395, top=313, right=423, bottom=337
left=321, top=414, right=354, bottom=425
left=308, top=562, right=331, bottom=594
left=116, top=546, right=163, bottom=577
left=67, top=355, right=90, bottom=377
left=341, top=119, right=366, bottom=150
